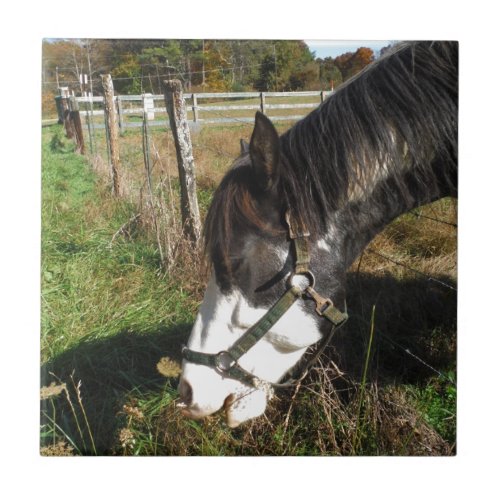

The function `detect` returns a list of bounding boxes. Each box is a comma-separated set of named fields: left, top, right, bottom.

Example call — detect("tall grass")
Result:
left=41, top=123, right=456, bottom=456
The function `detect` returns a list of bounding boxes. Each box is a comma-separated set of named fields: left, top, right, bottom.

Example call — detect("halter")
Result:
left=182, top=211, right=348, bottom=391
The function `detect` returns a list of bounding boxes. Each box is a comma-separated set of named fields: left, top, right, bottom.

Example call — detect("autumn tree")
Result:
left=333, top=47, right=375, bottom=81
left=42, top=38, right=325, bottom=116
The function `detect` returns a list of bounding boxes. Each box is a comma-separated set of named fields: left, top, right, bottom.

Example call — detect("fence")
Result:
left=55, top=79, right=335, bottom=261
left=61, top=89, right=334, bottom=132
left=51, top=78, right=457, bottom=382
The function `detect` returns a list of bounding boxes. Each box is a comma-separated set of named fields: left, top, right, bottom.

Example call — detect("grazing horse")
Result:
left=178, top=41, right=458, bottom=427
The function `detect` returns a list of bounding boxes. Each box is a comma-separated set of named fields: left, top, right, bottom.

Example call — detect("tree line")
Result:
left=42, top=39, right=391, bottom=115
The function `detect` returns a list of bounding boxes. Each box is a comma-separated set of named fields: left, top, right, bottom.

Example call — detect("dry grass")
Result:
left=41, top=122, right=456, bottom=456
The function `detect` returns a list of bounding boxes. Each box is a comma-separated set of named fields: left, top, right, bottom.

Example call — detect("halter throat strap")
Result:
left=182, top=211, right=348, bottom=389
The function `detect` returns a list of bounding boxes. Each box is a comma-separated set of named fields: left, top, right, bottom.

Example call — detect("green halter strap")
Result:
left=181, top=211, right=348, bottom=388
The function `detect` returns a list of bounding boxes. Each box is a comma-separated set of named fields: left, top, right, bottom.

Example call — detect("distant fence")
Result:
left=62, top=89, right=334, bottom=131
left=53, top=81, right=334, bottom=251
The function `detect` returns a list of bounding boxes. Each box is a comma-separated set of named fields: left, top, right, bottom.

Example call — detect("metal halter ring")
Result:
left=286, top=270, right=315, bottom=292
left=214, top=351, right=237, bottom=373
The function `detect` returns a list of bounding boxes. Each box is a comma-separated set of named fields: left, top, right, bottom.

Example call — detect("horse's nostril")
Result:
left=178, top=378, right=193, bottom=406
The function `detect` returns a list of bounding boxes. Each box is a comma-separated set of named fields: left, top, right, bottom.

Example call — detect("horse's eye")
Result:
left=229, top=257, right=244, bottom=274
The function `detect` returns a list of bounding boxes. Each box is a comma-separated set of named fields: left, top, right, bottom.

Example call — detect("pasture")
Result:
left=41, top=115, right=456, bottom=456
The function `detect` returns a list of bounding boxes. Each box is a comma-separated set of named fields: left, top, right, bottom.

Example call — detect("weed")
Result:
left=40, top=122, right=456, bottom=456
left=49, top=129, right=68, bottom=153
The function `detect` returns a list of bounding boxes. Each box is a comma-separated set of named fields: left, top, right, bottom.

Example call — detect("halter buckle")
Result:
left=214, top=351, right=236, bottom=373
left=306, top=286, right=334, bottom=316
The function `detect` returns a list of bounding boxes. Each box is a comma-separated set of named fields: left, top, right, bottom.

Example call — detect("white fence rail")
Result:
left=75, top=90, right=334, bottom=130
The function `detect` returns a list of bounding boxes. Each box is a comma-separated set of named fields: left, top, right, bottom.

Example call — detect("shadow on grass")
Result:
left=41, top=323, right=191, bottom=454
left=333, top=271, right=456, bottom=385
left=40, top=272, right=456, bottom=455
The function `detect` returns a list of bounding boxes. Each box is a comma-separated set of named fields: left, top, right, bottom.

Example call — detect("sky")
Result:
left=306, top=40, right=394, bottom=59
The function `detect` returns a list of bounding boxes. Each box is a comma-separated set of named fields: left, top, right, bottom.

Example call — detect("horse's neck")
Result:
left=329, top=165, right=451, bottom=268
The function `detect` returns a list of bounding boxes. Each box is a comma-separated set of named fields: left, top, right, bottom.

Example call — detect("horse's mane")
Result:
left=278, top=40, right=458, bottom=234
left=204, top=41, right=458, bottom=283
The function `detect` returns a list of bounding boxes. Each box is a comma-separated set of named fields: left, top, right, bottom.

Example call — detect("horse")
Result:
left=178, top=41, right=458, bottom=427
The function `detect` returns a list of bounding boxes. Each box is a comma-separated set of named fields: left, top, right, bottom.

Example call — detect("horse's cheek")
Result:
left=225, top=389, right=268, bottom=428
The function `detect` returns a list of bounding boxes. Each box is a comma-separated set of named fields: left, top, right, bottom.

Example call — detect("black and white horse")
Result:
left=178, top=41, right=458, bottom=427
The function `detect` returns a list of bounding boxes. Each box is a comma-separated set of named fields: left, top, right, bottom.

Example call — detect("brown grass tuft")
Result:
left=40, top=382, right=66, bottom=400
left=40, top=441, right=75, bottom=456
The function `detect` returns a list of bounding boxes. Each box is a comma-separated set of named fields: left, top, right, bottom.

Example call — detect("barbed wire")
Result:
left=365, top=248, right=457, bottom=291
left=57, top=82, right=457, bottom=401
left=350, top=312, right=455, bottom=383
left=410, top=209, right=458, bottom=228
left=42, top=63, right=266, bottom=87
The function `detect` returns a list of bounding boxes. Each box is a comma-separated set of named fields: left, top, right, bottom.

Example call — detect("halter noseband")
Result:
left=181, top=211, right=348, bottom=390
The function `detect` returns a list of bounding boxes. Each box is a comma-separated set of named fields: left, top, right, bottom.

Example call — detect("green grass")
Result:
left=41, top=125, right=201, bottom=454
left=40, top=123, right=456, bottom=456
left=42, top=127, right=198, bottom=360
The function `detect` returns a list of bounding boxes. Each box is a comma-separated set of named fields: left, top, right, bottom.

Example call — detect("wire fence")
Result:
left=54, top=83, right=457, bottom=383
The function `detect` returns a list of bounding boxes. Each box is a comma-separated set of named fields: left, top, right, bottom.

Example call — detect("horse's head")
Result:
left=178, top=112, right=347, bottom=427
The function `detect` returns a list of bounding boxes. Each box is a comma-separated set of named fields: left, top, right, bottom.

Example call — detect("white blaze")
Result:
left=182, top=274, right=322, bottom=427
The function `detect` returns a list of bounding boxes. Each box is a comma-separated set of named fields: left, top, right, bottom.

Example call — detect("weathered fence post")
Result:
left=68, top=96, right=85, bottom=154
left=58, top=88, right=74, bottom=139
left=163, top=79, right=201, bottom=245
left=101, top=74, right=122, bottom=197
left=116, top=95, right=124, bottom=135
left=320, top=90, right=326, bottom=103
left=192, top=93, right=199, bottom=122
left=260, top=92, right=266, bottom=114
left=55, top=97, right=64, bottom=124
left=83, top=92, right=95, bottom=156
left=62, top=99, right=73, bottom=139
left=143, top=93, right=155, bottom=121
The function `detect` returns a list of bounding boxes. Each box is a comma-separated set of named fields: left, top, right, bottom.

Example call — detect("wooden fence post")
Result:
left=58, top=88, right=73, bottom=139
left=163, top=79, right=201, bottom=245
left=61, top=98, right=73, bottom=139
left=55, top=96, right=64, bottom=124
left=260, top=92, right=266, bottom=114
left=116, top=95, right=124, bottom=135
left=192, top=93, right=199, bottom=122
left=68, top=96, right=85, bottom=154
left=101, top=74, right=122, bottom=197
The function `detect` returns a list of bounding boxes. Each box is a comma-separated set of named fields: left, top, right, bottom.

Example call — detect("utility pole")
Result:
left=86, top=41, right=94, bottom=97
left=273, top=44, right=278, bottom=91
left=201, top=40, right=206, bottom=88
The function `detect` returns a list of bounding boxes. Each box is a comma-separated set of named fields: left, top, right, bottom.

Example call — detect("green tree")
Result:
left=111, top=54, right=142, bottom=94
left=318, top=57, right=343, bottom=90
left=256, top=40, right=316, bottom=91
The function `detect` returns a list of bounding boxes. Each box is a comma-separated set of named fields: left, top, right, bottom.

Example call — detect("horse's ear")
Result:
left=240, top=139, right=249, bottom=155
left=249, top=111, right=280, bottom=190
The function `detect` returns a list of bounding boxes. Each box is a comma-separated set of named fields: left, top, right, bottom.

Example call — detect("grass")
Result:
left=40, top=121, right=457, bottom=456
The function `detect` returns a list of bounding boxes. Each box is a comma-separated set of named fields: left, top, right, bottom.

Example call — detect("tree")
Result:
left=317, top=57, right=343, bottom=90
left=42, top=38, right=325, bottom=114
left=256, top=40, right=316, bottom=91
left=289, top=61, right=320, bottom=90
left=333, top=47, right=375, bottom=81
left=111, top=54, right=143, bottom=94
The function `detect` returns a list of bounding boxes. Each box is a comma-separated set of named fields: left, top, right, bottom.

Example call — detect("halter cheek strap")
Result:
left=181, top=210, right=349, bottom=389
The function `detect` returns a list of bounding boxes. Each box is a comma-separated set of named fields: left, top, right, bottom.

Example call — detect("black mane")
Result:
left=204, top=41, right=458, bottom=281
left=278, top=41, right=457, bottom=234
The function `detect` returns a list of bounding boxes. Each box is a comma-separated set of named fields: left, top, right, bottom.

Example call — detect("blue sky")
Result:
left=306, top=40, right=394, bottom=59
